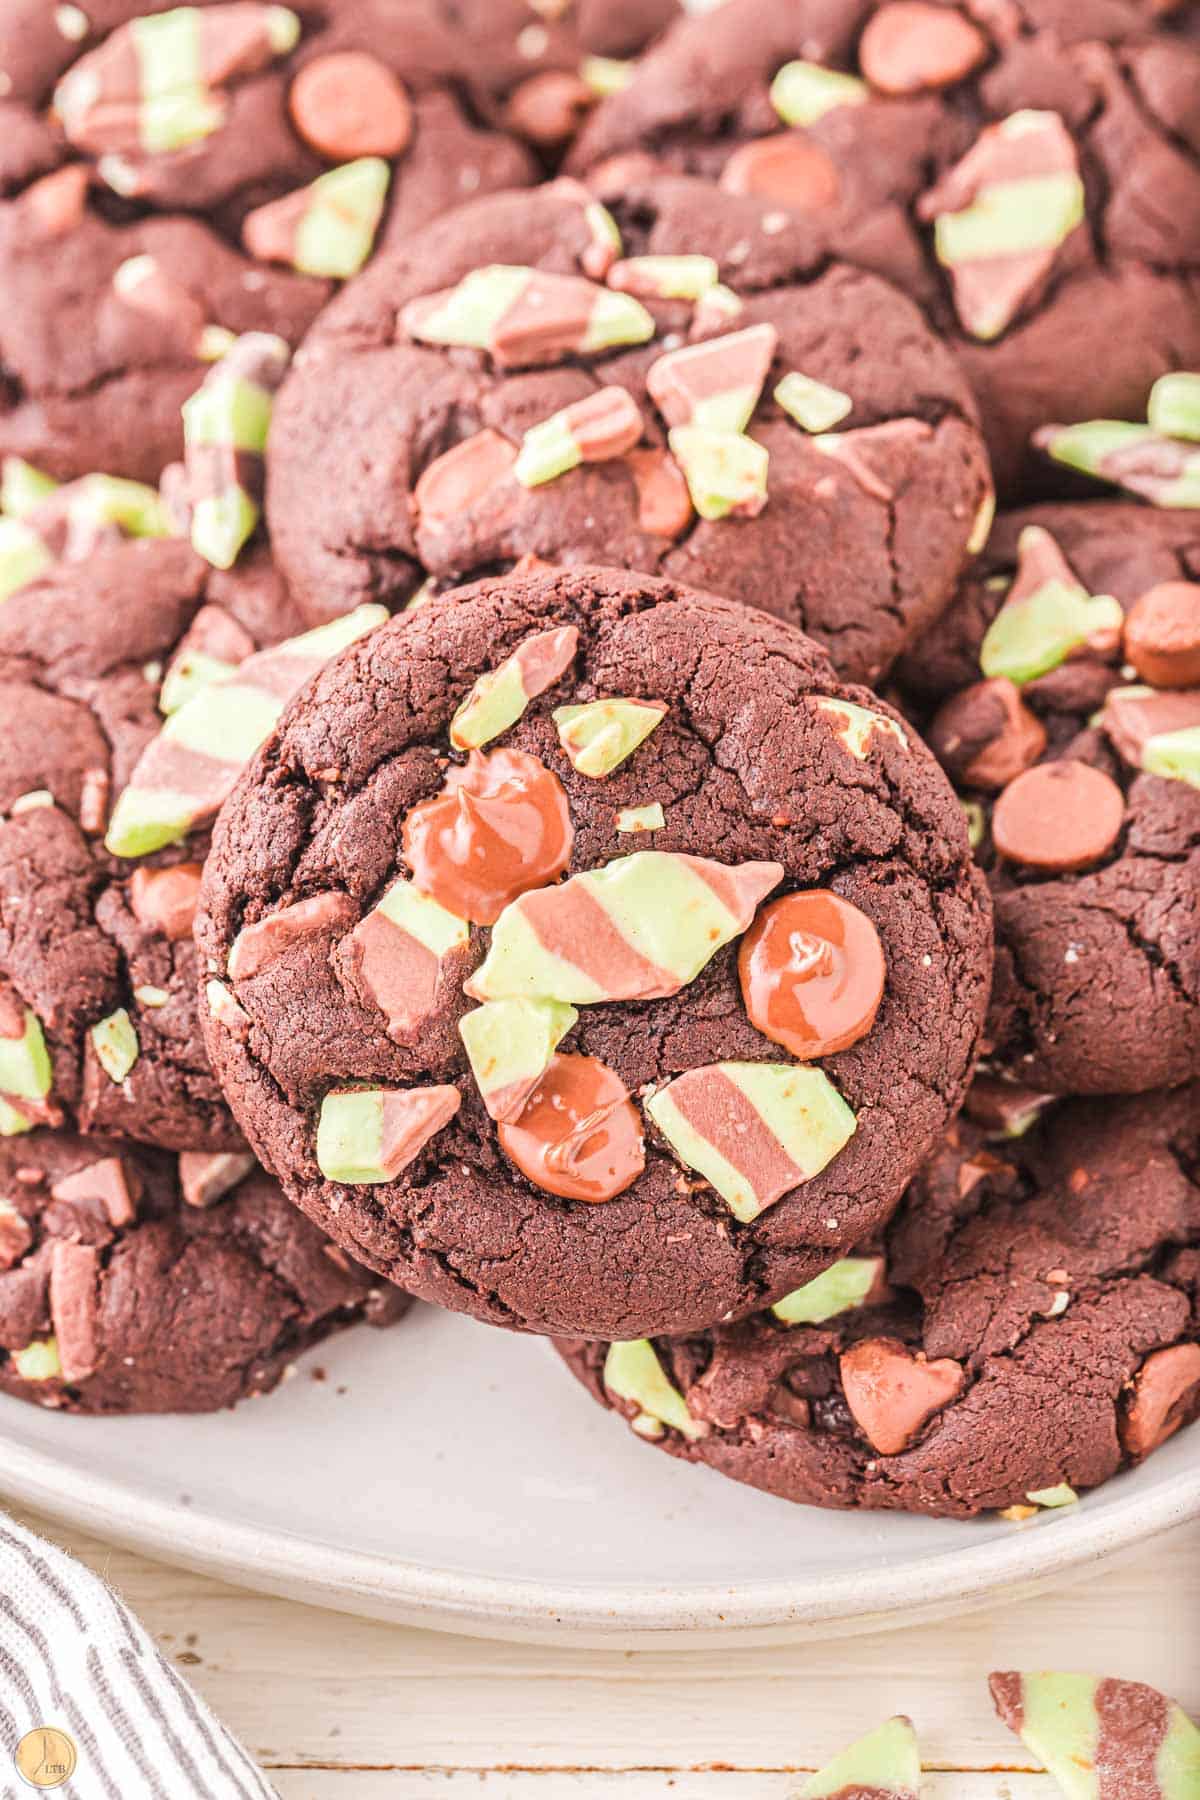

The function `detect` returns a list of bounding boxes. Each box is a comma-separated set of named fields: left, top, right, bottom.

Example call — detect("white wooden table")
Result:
left=12, top=1507, right=1198, bottom=1797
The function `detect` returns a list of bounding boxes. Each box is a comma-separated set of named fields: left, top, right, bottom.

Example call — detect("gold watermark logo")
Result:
left=14, top=1727, right=77, bottom=1790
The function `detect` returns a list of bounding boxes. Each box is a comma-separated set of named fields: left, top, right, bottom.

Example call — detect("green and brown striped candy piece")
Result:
left=552, top=698, right=666, bottom=778
left=459, top=998, right=578, bottom=1123
left=980, top=525, right=1124, bottom=685
left=1034, top=420, right=1200, bottom=510
left=1101, top=685, right=1200, bottom=788
left=514, top=389, right=644, bottom=488
left=645, top=1060, right=856, bottom=1223
left=315, top=1083, right=461, bottom=1184
left=333, top=880, right=470, bottom=1044
left=990, top=1671, right=1200, bottom=1798
left=450, top=626, right=579, bottom=751
left=182, top=331, right=290, bottom=569
left=647, top=323, right=778, bottom=435
left=54, top=4, right=300, bottom=159
left=242, top=158, right=391, bottom=280
left=919, top=109, right=1086, bottom=341
left=801, top=1715, right=921, bottom=1799
left=401, top=265, right=655, bottom=369
left=466, top=851, right=783, bottom=1005
left=104, top=603, right=386, bottom=857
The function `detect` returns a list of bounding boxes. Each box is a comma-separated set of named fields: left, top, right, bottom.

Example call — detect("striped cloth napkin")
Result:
left=0, top=1515, right=277, bottom=1799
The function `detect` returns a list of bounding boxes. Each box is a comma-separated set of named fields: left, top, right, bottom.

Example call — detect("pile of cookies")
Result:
left=0, top=0, right=1198, bottom=1525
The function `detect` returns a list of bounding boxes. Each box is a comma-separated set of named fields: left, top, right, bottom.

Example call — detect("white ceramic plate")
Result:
left=0, top=1305, right=1196, bottom=1646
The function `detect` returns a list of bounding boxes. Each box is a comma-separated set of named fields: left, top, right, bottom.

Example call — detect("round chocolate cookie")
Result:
left=266, top=174, right=993, bottom=686
left=566, top=0, right=1200, bottom=499
left=0, top=534, right=385, bottom=1150
left=0, top=2, right=535, bottom=241
left=555, top=1082, right=1200, bottom=1518
left=0, top=1127, right=406, bottom=1414
left=195, top=563, right=992, bottom=1341
left=898, top=501, right=1200, bottom=1094
left=0, top=172, right=327, bottom=485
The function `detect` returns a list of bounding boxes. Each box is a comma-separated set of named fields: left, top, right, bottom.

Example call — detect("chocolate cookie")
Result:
left=555, top=1083, right=1200, bottom=1517
left=899, top=502, right=1200, bottom=1094
left=0, top=2, right=535, bottom=242
left=566, top=0, right=1200, bottom=499
left=0, top=1126, right=406, bottom=1414
left=266, top=174, right=993, bottom=685
left=0, top=534, right=385, bottom=1150
left=195, top=564, right=992, bottom=1341
left=0, top=172, right=328, bottom=485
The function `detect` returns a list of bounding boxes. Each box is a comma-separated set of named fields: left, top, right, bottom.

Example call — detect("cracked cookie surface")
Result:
left=566, top=0, right=1200, bottom=499
left=0, top=536, right=305, bottom=1149
left=196, top=564, right=992, bottom=1340
left=265, top=174, right=992, bottom=686
left=555, top=1083, right=1200, bottom=1517
left=0, top=1125, right=407, bottom=1414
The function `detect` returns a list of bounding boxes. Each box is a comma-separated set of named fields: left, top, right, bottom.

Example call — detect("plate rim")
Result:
left=2, top=1427, right=1197, bottom=1639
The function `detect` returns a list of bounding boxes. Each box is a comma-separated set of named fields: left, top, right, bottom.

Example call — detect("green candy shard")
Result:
left=1, top=456, right=58, bottom=517
left=0, top=518, right=54, bottom=602
left=616, top=803, right=665, bottom=833
left=514, top=413, right=583, bottom=488
left=133, top=985, right=170, bottom=1008
left=131, top=10, right=226, bottom=154
left=1143, top=726, right=1200, bottom=789
left=408, top=265, right=535, bottom=349
left=770, top=58, right=867, bottom=126
left=602, top=1340, right=707, bottom=1442
left=183, top=360, right=279, bottom=456
left=293, top=158, right=390, bottom=279
left=11, top=1339, right=62, bottom=1381
left=0, top=1097, right=33, bottom=1137
left=91, top=1008, right=139, bottom=1083
left=190, top=489, right=259, bottom=571
left=1147, top=371, right=1200, bottom=442
left=814, top=696, right=908, bottom=759
left=774, top=372, right=853, bottom=434
left=934, top=171, right=1084, bottom=267
left=992, top=1672, right=1200, bottom=1800
left=968, top=488, right=996, bottom=554
left=552, top=698, right=666, bottom=777
left=1026, top=1483, right=1079, bottom=1508
left=668, top=427, right=769, bottom=520
left=771, top=1257, right=883, bottom=1326
left=802, top=1716, right=920, bottom=1799
left=583, top=290, right=657, bottom=355
left=1037, top=420, right=1200, bottom=509
left=612, top=255, right=718, bottom=300
left=265, top=4, right=301, bottom=52
left=158, top=648, right=239, bottom=715
left=962, top=798, right=987, bottom=849
left=459, top=998, right=577, bottom=1120
left=315, top=1089, right=391, bottom=1183
left=1039, top=419, right=1157, bottom=480
left=74, top=473, right=173, bottom=538
left=104, top=789, right=198, bottom=858
left=0, top=1009, right=53, bottom=1104
left=580, top=54, right=634, bottom=96
left=980, top=550, right=1123, bottom=687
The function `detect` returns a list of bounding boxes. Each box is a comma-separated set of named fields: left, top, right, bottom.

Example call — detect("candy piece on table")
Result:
left=182, top=331, right=291, bottom=569
left=497, top=1052, right=643, bottom=1201
left=402, top=748, right=573, bottom=926
left=925, top=678, right=1047, bottom=790
left=459, top=998, right=578, bottom=1123
left=467, top=851, right=782, bottom=1004
left=859, top=2, right=988, bottom=95
left=919, top=110, right=1085, bottom=341
left=315, top=1084, right=461, bottom=1184
left=648, top=325, right=778, bottom=434
left=1120, top=1344, right=1200, bottom=1458
left=178, top=1150, right=256, bottom=1209
left=552, top=697, right=667, bottom=777
left=812, top=696, right=908, bottom=759
left=104, top=603, right=386, bottom=856
left=603, top=1340, right=708, bottom=1442
left=55, top=4, right=300, bottom=159
left=334, top=880, right=468, bottom=1042
left=450, top=627, right=579, bottom=750
left=989, top=1671, right=1200, bottom=1800
left=774, top=372, right=852, bottom=434
left=840, top=1337, right=965, bottom=1455
left=90, top=1008, right=139, bottom=1083
left=1034, top=422, right=1200, bottom=509
left=1101, top=686, right=1200, bottom=788
left=771, top=1255, right=887, bottom=1325
left=645, top=1061, right=856, bottom=1223
left=1123, top=583, right=1200, bottom=689
left=992, top=760, right=1125, bottom=871
left=1147, top=372, right=1200, bottom=443
left=770, top=59, right=868, bottom=126
left=288, top=51, right=413, bottom=160
left=606, top=256, right=719, bottom=301
left=738, top=890, right=886, bottom=1060
left=401, top=266, right=654, bottom=367
left=159, top=604, right=256, bottom=714
left=801, top=1715, right=921, bottom=1799
left=668, top=427, right=769, bottom=520
left=243, top=158, right=390, bottom=279
left=980, top=526, right=1123, bottom=684
left=514, top=389, right=643, bottom=488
